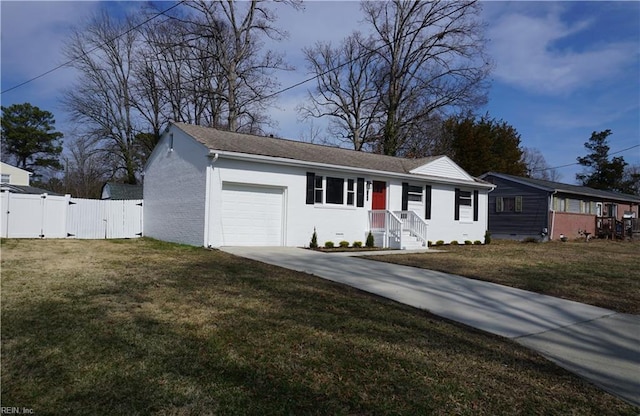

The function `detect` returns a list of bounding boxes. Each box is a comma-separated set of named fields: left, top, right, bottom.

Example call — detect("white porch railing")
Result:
left=368, top=210, right=403, bottom=248
left=393, top=210, right=429, bottom=246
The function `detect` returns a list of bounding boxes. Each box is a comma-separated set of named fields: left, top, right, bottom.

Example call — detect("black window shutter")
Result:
left=473, top=190, right=479, bottom=221
left=454, top=188, right=460, bottom=220
left=425, top=185, right=432, bottom=220
left=402, top=182, right=409, bottom=211
left=356, top=178, right=365, bottom=207
left=306, top=172, right=315, bottom=205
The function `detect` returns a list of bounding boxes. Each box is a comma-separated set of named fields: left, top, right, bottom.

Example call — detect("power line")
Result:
left=1, top=1, right=185, bottom=95
left=532, top=144, right=640, bottom=172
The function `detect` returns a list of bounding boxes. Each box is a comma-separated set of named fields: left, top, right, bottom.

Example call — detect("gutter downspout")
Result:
left=204, top=152, right=220, bottom=248
left=549, top=191, right=557, bottom=241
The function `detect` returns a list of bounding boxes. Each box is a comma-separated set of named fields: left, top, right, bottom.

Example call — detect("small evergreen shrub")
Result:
left=473, top=240, right=482, bottom=245
left=365, top=231, right=375, bottom=248
left=324, top=241, right=335, bottom=248
left=450, top=240, right=459, bottom=245
left=339, top=240, right=350, bottom=248
left=352, top=241, right=363, bottom=248
left=464, top=240, right=473, bottom=245
left=435, top=240, right=445, bottom=246
left=309, top=228, right=318, bottom=249
left=484, top=230, right=492, bottom=245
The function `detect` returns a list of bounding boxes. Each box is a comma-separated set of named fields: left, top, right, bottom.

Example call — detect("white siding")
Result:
left=410, top=156, right=473, bottom=181
left=143, top=128, right=209, bottom=246
left=207, top=159, right=371, bottom=248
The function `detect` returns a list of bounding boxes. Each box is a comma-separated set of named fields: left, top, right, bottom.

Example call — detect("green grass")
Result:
left=371, top=239, right=640, bottom=314
left=1, top=238, right=636, bottom=415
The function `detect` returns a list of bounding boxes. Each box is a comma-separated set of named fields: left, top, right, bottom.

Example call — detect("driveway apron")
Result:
left=220, top=246, right=640, bottom=406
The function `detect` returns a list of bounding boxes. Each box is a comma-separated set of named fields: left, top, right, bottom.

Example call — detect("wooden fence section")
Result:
left=1, top=192, right=142, bottom=239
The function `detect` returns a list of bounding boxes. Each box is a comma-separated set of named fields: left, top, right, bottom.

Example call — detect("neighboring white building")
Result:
left=143, top=122, right=494, bottom=248
left=0, top=162, right=31, bottom=186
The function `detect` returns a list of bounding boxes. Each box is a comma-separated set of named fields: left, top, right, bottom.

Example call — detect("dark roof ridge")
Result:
left=482, top=171, right=640, bottom=202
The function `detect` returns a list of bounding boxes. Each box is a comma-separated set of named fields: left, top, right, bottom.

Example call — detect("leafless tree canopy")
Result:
left=300, top=0, right=491, bottom=156
left=522, top=147, right=562, bottom=182
left=62, top=0, right=299, bottom=184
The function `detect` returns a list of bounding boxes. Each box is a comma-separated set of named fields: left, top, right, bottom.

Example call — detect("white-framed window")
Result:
left=306, top=172, right=364, bottom=207
left=407, top=185, right=423, bottom=202
left=1, top=174, right=10, bottom=184
left=325, top=177, right=344, bottom=204
left=455, top=188, right=478, bottom=222
left=347, top=179, right=355, bottom=206
left=314, top=175, right=324, bottom=203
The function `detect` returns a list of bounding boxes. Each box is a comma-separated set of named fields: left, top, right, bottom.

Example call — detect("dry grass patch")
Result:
left=1, top=238, right=637, bottom=415
left=371, top=239, right=640, bottom=313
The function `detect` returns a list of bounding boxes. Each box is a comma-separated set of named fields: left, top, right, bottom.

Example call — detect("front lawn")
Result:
left=370, top=239, right=640, bottom=314
left=1, top=238, right=636, bottom=414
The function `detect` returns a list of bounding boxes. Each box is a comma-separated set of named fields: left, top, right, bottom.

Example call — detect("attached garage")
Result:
left=219, top=183, right=285, bottom=246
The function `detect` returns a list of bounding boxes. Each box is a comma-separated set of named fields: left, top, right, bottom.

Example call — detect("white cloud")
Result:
left=487, top=7, right=637, bottom=95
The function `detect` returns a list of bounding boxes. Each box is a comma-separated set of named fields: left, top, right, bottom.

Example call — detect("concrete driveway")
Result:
left=220, top=246, right=640, bottom=407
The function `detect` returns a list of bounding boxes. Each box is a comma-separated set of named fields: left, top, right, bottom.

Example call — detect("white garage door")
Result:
left=221, top=183, right=284, bottom=246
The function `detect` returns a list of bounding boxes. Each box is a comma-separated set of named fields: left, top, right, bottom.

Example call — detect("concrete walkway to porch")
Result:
left=220, top=246, right=640, bottom=407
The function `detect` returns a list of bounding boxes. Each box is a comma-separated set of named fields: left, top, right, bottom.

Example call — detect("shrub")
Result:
left=339, top=240, right=350, bottom=248
left=352, top=241, right=363, bottom=248
left=464, top=240, right=473, bottom=245
left=365, top=231, right=375, bottom=248
left=324, top=241, right=335, bottom=248
left=435, top=240, right=445, bottom=246
left=450, top=240, right=459, bottom=245
left=473, top=240, right=482, bottom=245
left=522, top=237, right=539, bottom=243
left=484, top=230, right=492, bottom=245
left=309, top=228, right=318, bottom=249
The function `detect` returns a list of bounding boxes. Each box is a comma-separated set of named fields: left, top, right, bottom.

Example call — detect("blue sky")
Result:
left=1, top=1, right=639, bottom=184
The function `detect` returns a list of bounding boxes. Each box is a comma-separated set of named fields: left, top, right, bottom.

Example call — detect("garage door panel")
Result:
left=221, top=184, right=284, bottom=246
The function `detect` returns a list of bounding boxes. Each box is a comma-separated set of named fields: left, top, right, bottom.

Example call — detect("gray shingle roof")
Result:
left=0, top=184, right=62, bottom=195
left=102, top=183, right=143, bottom=200
left=482, top=172, right=640, bottom=203
left=173, top=122, right=440, bottom=175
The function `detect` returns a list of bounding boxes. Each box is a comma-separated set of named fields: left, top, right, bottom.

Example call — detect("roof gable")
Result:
left=409, top=156, right=475, bottom=181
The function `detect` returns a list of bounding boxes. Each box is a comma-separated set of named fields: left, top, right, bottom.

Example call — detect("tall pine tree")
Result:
left=576, top=130, right=633, bottom=194
left=1, top=103, right=63, bottom=179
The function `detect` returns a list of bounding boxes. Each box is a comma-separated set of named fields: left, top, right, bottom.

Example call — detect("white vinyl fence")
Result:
left=1, top=192, right=143, bottom=239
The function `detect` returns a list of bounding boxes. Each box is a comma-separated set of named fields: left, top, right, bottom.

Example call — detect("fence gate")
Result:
left=1, top=193, right=69, bottom=238
left=66, top=198, right=143, bottom=239
left=1, top=191, right=142, bottom=239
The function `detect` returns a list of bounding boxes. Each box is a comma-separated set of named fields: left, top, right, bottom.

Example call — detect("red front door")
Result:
left=372, top=181, right=386, bottom=210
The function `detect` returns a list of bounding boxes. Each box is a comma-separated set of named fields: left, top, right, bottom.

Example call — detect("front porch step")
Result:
left=401, top=232, right=426, bottom=250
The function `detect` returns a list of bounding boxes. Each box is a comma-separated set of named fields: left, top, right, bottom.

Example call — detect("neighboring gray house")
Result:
left=101, top=182, right=144, bottom=200
left=480, top=172, right=640, bottom=241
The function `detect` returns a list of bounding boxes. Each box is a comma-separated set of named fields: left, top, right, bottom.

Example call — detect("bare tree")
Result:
left=298, top=33, right=381, bottom=150
left=63, top=10, right=142, bottom=184
left=302, top=0, right=491, bottom=156
left=179, top=0, right=300, bottom=133
left=523, top=147, right=561, bottom=182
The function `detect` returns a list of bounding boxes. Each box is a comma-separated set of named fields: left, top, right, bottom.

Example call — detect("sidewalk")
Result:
left=220, top=246, right=640, bottom=406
